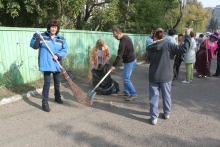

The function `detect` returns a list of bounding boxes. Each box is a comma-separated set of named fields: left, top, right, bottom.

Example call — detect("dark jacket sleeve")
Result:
left=216, top=39, right=220, bottom=56
left=113, top=40, right=126, bottom=67
left=30, top=33, right=41, bottom=49
left=169, top=35, right=191, bottom=55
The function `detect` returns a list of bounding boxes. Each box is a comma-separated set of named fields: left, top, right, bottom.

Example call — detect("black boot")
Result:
left=55, top=96, right=63, bottom=104
left=42, top=101, right=51, bottom=112
left=212, top=73, right=219, bottom=76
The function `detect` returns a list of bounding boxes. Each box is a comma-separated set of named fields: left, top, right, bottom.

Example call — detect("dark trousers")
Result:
left=173, top=65, right=180, bottom=78
left=215, top=56, right=220, bottom=75
left=42, top=72, right=60, bottom=101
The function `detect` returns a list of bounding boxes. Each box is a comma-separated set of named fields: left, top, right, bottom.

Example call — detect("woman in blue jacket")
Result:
left=30, top=19, right=68, bottom=112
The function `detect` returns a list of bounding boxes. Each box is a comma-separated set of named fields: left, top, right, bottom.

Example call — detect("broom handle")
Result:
left=38, top=33, right=62, bottom=68
left=92, top=70, right=112, bottom=91
left=206, top=40, right=208, bottom=62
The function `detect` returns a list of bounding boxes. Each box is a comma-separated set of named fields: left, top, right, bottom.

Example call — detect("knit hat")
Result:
left=210, top=34, right=218, bottom=41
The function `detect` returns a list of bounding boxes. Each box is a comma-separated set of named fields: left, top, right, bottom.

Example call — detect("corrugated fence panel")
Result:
left=0, top=27, right=149, bottom=85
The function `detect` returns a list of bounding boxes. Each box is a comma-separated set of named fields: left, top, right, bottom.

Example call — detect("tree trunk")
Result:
left=172, top=0, right=184, bottom=29
left=124, top=0, right=130, bottom=29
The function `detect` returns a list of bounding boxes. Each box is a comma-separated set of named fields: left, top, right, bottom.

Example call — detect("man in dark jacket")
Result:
left=212, top=33, right=220, bottom=76
left=146, top=28, right=191, bottom=125
left=111, top=28, right=137, bottom=101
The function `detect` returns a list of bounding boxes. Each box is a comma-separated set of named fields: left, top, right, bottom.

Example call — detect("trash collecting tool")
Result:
left=206, top=41, right=211, bottom=77
left=87, top=69, right=112, bottom=105
left=36, top=29, right=90, bottom=106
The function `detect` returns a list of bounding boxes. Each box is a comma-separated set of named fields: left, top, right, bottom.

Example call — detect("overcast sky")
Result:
left=198, top=0, right=219, bottom=7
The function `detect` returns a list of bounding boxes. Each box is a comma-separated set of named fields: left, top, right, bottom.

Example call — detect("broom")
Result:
left=36, top=29, right=90, bottom=106
left=206, top=40, right=211, bottom=77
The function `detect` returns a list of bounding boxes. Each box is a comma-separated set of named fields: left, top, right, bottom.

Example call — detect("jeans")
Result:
left=123, top=59, right=137, bottom=97
left=42, top=72, right=60, bottom=101
left=149, top=81, right=172, bottom=120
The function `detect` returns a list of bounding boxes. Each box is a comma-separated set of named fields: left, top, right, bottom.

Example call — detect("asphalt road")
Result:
left=0, top=59, right=220, bottom=147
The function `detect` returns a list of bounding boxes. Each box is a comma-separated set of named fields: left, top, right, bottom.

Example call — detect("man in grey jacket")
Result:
left=146, top=28, right=191, bottom=125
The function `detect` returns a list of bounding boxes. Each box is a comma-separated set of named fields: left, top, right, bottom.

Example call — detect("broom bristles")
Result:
left=60, top=67, right=90, bottom=106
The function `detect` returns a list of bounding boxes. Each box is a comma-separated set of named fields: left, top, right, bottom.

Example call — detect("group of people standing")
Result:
left=29, top=19, right=219, bottom=127
left=145, top=28, right=220, bottom=125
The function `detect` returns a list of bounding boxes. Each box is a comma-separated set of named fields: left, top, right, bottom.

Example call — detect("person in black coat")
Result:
left=173, top=34, right=184, bottom=79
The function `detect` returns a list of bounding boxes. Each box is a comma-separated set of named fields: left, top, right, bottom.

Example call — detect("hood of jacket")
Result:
left=147, top=40, right=166, bottom=52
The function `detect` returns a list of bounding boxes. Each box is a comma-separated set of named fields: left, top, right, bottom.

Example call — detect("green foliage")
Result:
left=165, top=0, right=210, bottom=33
left=0, top=0, right=211, bottom=33
left=135, top=51, right=146, bottom=62
left=83, top=0, right=119, bottom=31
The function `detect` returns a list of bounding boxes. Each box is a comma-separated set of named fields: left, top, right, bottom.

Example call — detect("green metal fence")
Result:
left=0, top=27, right=149, bottom=85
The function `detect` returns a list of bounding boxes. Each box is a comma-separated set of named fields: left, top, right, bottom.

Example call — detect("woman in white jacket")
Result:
left=182, top=31, right=197, bottom=84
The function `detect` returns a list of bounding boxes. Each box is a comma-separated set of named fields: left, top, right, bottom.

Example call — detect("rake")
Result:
left=87, top=69, right=112, bottom=105
left=36, top=29, right=90, bottom=106
left=206, top=40, right=211, bottom=77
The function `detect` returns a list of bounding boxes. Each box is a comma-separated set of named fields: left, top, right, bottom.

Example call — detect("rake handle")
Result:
left=206, top=39, right=209, bottom=62
left=92, top=69, right=112, bottom=91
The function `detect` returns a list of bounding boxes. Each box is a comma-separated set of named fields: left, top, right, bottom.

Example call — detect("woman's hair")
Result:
left=199, top=34, right=204, bottom=38
left=153, top=29, right=164, bottom=40
left=190, top=31, right=195, bottom=37
left=96, top=39, right=105, bottom=48
left=47, top=19, right=60, bottom=35
left=178, top=34, right=183, bottom=37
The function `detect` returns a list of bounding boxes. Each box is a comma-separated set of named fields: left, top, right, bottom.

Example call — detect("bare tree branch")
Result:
left=172, top=0, right=183, bottom=29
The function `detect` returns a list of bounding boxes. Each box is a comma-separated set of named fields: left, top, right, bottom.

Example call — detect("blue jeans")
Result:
left=123, top=59, right=137, bottom=97
left=149, top=81, right=172, bottom=120
left=42, top=72, right=60, bottom=101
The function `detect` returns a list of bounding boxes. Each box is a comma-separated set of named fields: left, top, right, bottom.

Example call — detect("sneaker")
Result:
left=118, top=92, right=130, bottom=97
left=164, top=114, right=170, bottom=119
left=202, top=75, right=206, bottom=78
left=151, top=119, right=157, bottom=125
left=198, top=75, right=202, bottom=78
left=55, top=96, right=63, bottom=104
left=182, top=80, right=189, bottom=84
left=42, top=101, right=51, bottom=112
left=125, top=96, right=137, bottom=101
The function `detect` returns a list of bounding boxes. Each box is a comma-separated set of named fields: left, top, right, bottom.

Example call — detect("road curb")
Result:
left=0, top=87, right=53, bottom=106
